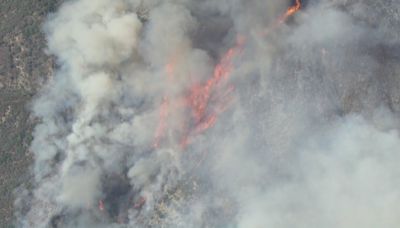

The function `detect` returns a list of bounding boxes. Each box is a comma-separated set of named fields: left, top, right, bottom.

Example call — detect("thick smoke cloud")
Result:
left=15, top=0, right=400, bottom=227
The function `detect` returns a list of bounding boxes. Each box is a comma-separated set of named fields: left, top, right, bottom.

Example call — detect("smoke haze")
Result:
left=15, top=0, right=400, bottom=227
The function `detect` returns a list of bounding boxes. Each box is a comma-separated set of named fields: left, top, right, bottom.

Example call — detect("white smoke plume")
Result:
left=14, top=0, right=400, bottom=227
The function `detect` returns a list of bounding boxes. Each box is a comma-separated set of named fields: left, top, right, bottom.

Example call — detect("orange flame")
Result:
left=187, top=43, right=241, bottom=123
left=279, top=0, right=301, bottom=23
left=153, top=39, right=243, bottom=149
left=181, top=39, right=243, bottom=148
left=152, top=1, right=301, bottom=149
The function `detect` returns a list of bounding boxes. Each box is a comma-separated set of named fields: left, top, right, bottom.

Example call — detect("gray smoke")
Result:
left=15, top=0, right=400, bottom=227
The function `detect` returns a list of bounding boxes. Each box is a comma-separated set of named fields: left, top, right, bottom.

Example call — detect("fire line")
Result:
left=152, top=0, right=301, bottom=150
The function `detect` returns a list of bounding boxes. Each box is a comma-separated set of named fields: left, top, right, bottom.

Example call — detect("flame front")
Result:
left=153, top=40, right=242, bottom=149
left=153, top=1, right=301, bottom=150
left=280, top=0, right=301, bottom=23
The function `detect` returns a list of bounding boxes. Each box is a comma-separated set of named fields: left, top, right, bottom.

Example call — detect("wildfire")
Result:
left=181, top=39, right=243, bottom=147
left=279, top=0, right=302, bottom=23
left=153, top=1, right=301, bottom=150
left=152, top=39, right=243, bottom=149
left=90, top=0, right=303, bottom=219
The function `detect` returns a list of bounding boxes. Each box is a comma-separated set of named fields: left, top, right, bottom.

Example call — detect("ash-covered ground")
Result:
left=13, top=0, right=400, bottom=227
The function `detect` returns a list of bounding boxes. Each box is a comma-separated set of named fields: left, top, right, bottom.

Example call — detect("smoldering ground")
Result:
left=14, top=0, right=400, bottom=227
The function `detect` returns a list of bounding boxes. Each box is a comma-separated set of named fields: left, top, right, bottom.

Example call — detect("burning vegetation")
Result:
left=15, top=0, right=400, bottom=227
